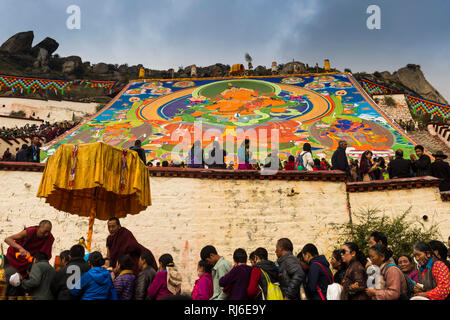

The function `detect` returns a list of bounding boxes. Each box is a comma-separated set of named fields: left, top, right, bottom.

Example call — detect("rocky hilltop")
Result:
left=0, top=31, right=447, bottom=104
left=353, top=65, right=448, bottom=104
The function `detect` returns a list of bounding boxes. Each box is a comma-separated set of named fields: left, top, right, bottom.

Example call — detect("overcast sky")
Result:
left=1, top=0, right=449, bottom=101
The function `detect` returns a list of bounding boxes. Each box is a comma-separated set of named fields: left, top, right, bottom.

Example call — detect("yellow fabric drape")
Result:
left=37, top=142, right=151, bottom=220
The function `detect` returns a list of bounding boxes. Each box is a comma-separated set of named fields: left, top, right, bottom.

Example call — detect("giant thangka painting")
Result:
left=40, top=73, right=416, bottom=164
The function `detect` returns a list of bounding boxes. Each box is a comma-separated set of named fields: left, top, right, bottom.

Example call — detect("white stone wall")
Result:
left=349, top=188, right=450, bottom=236
left=0, top=170, right=448, bottom=293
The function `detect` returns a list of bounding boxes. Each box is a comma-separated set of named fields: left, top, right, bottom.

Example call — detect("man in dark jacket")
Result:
left=301, top=243, right=333, bottom=300
left=388, top=149, right=412, bottom=179
left=247, top=247, right=280, bottom=300
left=430, top=151, right=450, bottom=191
left=20, top=252, right=56, bottom=300
left=51, top=244, right=90, bottom=300
left=410, top=145, right=432, bottom=177
left=134, top=251, right=157, bottom=300
left=331, top=140, right=350, bottom=175
left=15, top=144, right=29, bottom=162
left=25, top=136, right=41, bottom=163
left=275, top=238, right=305, bottom=300
left=207, top=141, right=228, bottom=169
left=129, top=140, right=146, bottom=164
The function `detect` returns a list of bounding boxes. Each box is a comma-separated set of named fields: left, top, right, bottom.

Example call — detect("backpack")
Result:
left=297, top=152, right=306, bottom=171
left=384, top=263, right=415, bottom=300
left=313, top=262, right=334, bottom=300
left=260, top=269, right=283, bottom=300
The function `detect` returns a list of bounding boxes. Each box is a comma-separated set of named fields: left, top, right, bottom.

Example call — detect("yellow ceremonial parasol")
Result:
left=37, top=142, right=151, bottom=251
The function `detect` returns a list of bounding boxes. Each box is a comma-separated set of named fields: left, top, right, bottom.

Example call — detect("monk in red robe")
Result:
left=105, top=217, right=157, bottom=275
left=4, top=220, right=54, bottom=276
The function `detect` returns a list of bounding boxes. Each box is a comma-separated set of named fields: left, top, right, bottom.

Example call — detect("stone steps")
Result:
left=408, top=130, right=450, bottom=159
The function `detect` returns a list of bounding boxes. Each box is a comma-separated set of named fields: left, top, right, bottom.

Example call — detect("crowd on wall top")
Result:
left=1, top=121, right=78, bottom=162
left=130, top=139, right=450, bottom=192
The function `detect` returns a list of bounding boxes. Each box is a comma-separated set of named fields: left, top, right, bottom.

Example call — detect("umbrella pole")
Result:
left=87, top=208, right=95, bottom=252
left=86, top=188, right=97, bottom=252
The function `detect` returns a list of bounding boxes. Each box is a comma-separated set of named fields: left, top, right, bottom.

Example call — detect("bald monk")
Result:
left=4, top=220, right=54, bottom=276
left=105, top=217, right=157, bottom=275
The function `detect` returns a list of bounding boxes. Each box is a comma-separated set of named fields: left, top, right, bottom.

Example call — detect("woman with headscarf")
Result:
left=296, top=143, right=314, bottom=171
left=147, top=254, right=182, bottom=300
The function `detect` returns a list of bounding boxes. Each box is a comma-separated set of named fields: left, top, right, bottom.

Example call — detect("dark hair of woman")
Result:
left=117, top=254, right=134, bottom=270
left=344, top=242, right=367, bottom=266
left=332, top=249, right=344, bottom=263
left=159, top=253, right=175, bottom=269
left=369, top=244, right=393, bottom=262
left=396, top=254, right=413, bottom=265
left=413, top=241, right=433, bottom=255
left=303, top=143, right=312, bottom=153
left=198, top=260, right=212, bottom=273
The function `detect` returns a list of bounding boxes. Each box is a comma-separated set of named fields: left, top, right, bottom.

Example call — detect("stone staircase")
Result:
left=408, top=130, right=450, bottom=159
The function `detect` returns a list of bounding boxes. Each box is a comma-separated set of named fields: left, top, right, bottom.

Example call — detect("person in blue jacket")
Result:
left=70, top=251, right=118, bottom=300
left=301, top=243, right=334, bottom=300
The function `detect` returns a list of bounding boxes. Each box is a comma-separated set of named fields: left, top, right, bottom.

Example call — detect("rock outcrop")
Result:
left=0, top=31, right=34, bottom=54
left=393, top=65, right=447, bottom=104
left=0, top=31, right=447, bottom=106
left=31, top=37, right=59, bottom=57
left=354, top=64, right=448, bottom=104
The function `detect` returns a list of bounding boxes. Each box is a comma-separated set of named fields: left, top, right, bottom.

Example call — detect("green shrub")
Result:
left=10, top=110, right=26, bottom=118
left=384, top=96, right=396, bottom=107
left=336, top=207, right=441, bottom=259
left=96, top=104, right=105, bottom=112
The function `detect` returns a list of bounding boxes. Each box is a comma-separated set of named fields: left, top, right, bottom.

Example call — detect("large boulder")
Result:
left=280, top=61, right=306, bottom=74
left=61, top=56, right=82, bottom=74
left=254, top=65, right=269, bottom=76
left=93, top=62, right=109, bottom=74
left=31, top=37, right=59, bottom=56
left=393, top=65, right=448, bottom=104
left=118, top=64, right=129, bottom=74
left=62, top=60, right=77, bottom=73
left=0, top=31, right=34, bottom=54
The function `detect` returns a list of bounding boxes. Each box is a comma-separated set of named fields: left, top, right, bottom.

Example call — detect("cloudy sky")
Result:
left=0, top=0, right=449, bottom=101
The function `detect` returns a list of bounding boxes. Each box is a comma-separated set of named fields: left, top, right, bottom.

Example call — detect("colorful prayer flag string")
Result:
left=0, top=74, right=118, bottom=96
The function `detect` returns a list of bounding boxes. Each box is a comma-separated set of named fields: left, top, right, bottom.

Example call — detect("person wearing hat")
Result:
left=430, top=151, right=450, bottom=191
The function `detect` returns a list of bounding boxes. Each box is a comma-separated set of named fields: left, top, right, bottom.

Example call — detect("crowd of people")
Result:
left=132, top=139, right=449, bottom=192
left=0, top=121, right=77, bottom=142
left=1, top=219, right=450, bottom=301
left=395, top=119, right=418, bottom=132
left=1, top=121, right=78, bottom=162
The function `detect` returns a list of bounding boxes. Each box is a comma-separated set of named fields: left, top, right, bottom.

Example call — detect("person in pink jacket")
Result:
left=192, top=260, right=213, bottom=300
